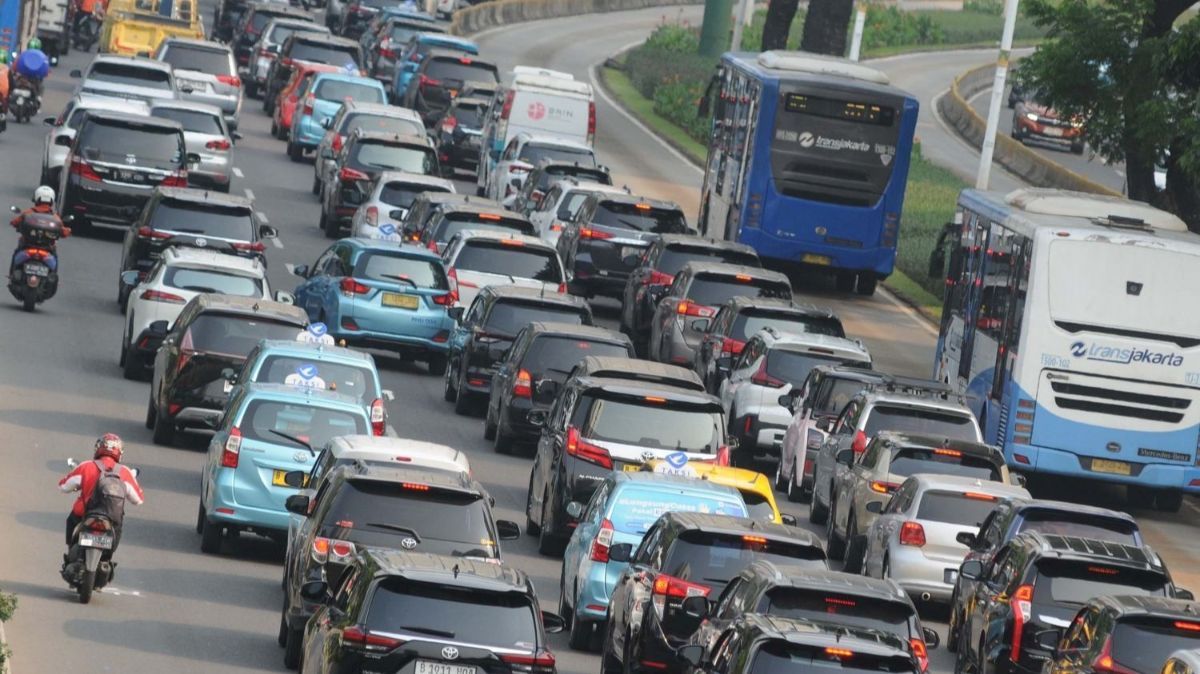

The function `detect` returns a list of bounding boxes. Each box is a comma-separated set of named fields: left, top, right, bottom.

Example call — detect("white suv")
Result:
left=487, top=132, right=598, bottom=203
left=119, top=246, right=271, bottom=380
left=442, top=229, right=567, bottom=308
left=718, top=327, right=871, bottom=468
left=528, top=178, right=630, bottom=247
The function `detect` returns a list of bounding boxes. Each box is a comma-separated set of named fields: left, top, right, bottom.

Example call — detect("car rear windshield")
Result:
left=1032, top=559, right=1169, bottom=606
left=593, top=202, right=688, bottom=234
left=151, top=108, right=225, bottom=135
left=251, top=10, right=298, bottom=32
left=455, top=241, right=561, bottom=283
left=749, top=640, right=917, bottom=674
left=78, top=122, right=183, bottom=171
left=484, top=301, right=587, bottom=336
left=354, top=252, right=448, bottom=289
left=556, top=189, right=596, bottom=220
left=291, top=42, right=359, bottom=68
left=164, top=267, right=262, bottom=297
left=863, top=406, right=977, bottom=442
left=183, top=314, right=303, bottom=356
left=733, top=310, right=846, bottom=340
left=818, top=378, right=874, bottom=415
left=575, top=395, right=721, bottom=454
left=915, top=491, right=1000, bottom=528
left=1015, top=511, right=1138, bottom=545
left=343, top=112, right=425, bottom=138
left=766, top=349, right=865, bottom=387
left=608, top=486, right=746, bottom=534
left=316, top=79, right=382, bottom=102
left=663, top=531, right=826, bottom=593
left=351, top=142, right=435, bottom=174
left=520, top=144, right=594, bottom=167
left=256, top=356, right=380, bottom=401
left=267, top=22, right=320, bottom=44
left=449, top=102, right=483, bottom=127
left=387, top=23, right=428, bottom=44
left=239, top=399, right=367, bottom=447
left=379, top=182, right=449, bottom=209
left=760, top=588, right=915, bottom=638
left=324, top=481, right=489, bottom=548
left=149, top=200, right=254, bottom=240
left=425, top=58, right=498, bottom=84
left=687, top=274, right=791, bottom=306
left=161, top=46, right=232, bottom=75
left=367, top=579, right=537, bottom=649
left=888, top=447, right=1002, bottom=481
left=88, top=62, right=171, bottom=89
left=1112, top=619, right=1200, bottom=674
left=436, top=213, right=532, bottom=242
left=659, top=246, right=759, bottom=276
left=523, top=336, right=630, bottom=377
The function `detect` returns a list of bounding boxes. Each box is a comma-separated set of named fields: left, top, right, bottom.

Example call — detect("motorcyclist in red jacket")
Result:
left=58, top=434, right=145, bottom=549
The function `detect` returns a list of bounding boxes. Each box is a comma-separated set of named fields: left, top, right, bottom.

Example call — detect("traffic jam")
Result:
left=3, top=0, right=1200, bottom=673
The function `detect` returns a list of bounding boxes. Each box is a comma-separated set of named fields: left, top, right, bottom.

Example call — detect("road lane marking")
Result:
left=244, top=188, right=255, bottom=201
left=257, top=211, right=269, bottom=223
left=233, top=167, right=244, bottom=178
left=877, top=287, right=939, bottom=335
left=285, top=263, right=296, bottom=275
left=272, top=237, right=284, bottom=249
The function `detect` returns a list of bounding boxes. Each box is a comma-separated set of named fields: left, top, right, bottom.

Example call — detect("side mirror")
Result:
left=259, top=224, right=279, bottom=239
left=564, top=501, right=584, bottom=519
left=43, top=116, right=57, bottom=126
left=186, top=152, right=202, bottom=167
left=526, top=409, right=548, bottom=428
left=865, top=501, right=883, bottom=514
left=495, top=519, right=521, bottom=540
left=55, top=134, right=73, bottom=147
left=299, top=580, right=330, bottom=603
left=607, top=542, right=632, bottom=563
left=541, top=611, right=565, bottom=634
left=202, top=415, right=222, bottom=429
left=777, top=392, right=799, bottom=410
left=70, top=69, right=83, bottom=78
left=923, top=627, right=940, bottom=649
left=678, top=644, right=704, bottom=668
left=959, top=560, right=984, bottom=581
left=274, top=290, right=296, bottom=305
left=447, top=306, right=465, bottom=322
left=120, top=270, right=142, bottom=287
left=780, top=513, right=798, bottom=526
left=1176, top=588, right=1195, bottom=601
left=836, top=449, right=854, bottom=465
left=292, top=264, right=310, bottom=278
left=1033, top=629, right=1061, bottom=652
left=956, top=531, right=978, bottom=548
left=284, top=494, right=311, bottom=515
left=689, top=318, right=711, bottom=332
left=232, top=132, right=243, bottom=142
left=1011, top=473, right=1027, bottom=488
left=282, top=470, right=307, bottom=488
left=681, top=595, right=710, bottom=619
left=320, top=117, right=332, bottom=129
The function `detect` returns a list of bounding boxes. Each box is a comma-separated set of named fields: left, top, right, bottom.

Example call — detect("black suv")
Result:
left=402, top=192, right=496, bottom=242
left=298, top=550, right=565, bottom=674
left=602, top=512, right=827, bottom=673
left=676, top=614, right=921, bottom=674
left=419, top=202, right=535, bottom=254
left=59, top=111, right=194, bottom=231
left=117, top=188, right=276, bottom=309
left=1038, top=596, right=1200, bottom=674
left=484, top=322, right=633, bottom=454
left=321, top=131, right=438, bottom=237
left=948, top=498, right=1144, bottom=652
left=564, top=356, right=706, bottom=392
left=363, top=16, right=440, bottom=82
left=263, top=32, right=363, bottom=113
left=619, top=235, right=760, bottom=349
left=687, top=561, right=939, bottom=671
left=435, top=96, right=488, bottom=176
left=558, top=193, right=691, bottom=299
left=403, top=50, right=500, bottom=125
left=444, top=286, right=592, bottom=415
left=145, top=294, right=307, bottom=446
left=231, top=3, right=313, bottom=69
left=279, top=462, right=521, bottom=668
left=511, top=162, right=613, bottom=215
left=954, top=532, right=1189, bottom=674
left=524, top=373, right=731, bottom=555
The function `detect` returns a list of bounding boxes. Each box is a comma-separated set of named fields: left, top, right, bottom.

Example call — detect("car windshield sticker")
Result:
left=297, top=322, right=335, bottom=345
left=377, top=223, right=403, bottom=241
left=284, top=363, right=327, bottom=390
left=654, top=452, right=698, bottom=477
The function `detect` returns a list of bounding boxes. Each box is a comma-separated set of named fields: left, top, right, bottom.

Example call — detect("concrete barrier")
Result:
left=450, top=0, right=700, bottom=36
left=938, top=62, right=1122, bottom=197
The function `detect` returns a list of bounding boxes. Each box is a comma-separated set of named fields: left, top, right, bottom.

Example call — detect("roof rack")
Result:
left=861, top=374, right=962, bottom=401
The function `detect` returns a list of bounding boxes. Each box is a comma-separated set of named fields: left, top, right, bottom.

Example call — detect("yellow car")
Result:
left=100, top=0, right=203, bottom=56
left=634, top=459, right=795, bottom=525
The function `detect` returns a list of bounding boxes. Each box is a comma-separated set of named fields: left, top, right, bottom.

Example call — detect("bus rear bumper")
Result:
left=1007, top=444, right=1200, bottom=492
left=738, top=230, right=895, bottom=275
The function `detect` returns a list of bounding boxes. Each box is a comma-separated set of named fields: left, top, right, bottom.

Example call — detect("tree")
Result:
left=761, top=0, right=801, bottom=50
left=1019, top=0, right=1200, bottom=231
left=800, top=0, right=855, bottom=55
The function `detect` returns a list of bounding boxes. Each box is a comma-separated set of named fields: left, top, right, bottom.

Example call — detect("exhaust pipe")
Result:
left=920, top=592, right=932, bottom=602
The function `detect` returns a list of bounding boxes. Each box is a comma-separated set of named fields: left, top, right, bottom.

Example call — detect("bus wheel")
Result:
left=855, top=275, right=878, bottom=296
left=1155, top=490, right=1183, bottom=513
left=835, top=272, right=856, bottom=293
left=1127, top=485, right=1155, bottom=509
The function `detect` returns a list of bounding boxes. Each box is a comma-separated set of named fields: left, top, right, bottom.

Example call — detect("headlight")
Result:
left=1025, top=112, right=1039, bottom=122
left=1070, top=120, right=1084, bottom=129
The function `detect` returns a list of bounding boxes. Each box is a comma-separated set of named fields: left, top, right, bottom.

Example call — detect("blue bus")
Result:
left=697, top=51, right=919, bottom=296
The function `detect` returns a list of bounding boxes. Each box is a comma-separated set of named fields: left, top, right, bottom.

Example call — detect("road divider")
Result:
left=938, top=63, right=1121, bottom=197
left=451, top=0, right=699, bottom=35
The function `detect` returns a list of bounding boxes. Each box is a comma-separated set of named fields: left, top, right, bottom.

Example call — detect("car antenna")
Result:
left=452, top=563, right=460, bottom=578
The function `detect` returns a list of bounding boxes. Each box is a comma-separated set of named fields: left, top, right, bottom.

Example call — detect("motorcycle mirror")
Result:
left=9, top=206, right=18, bottom=214
left=67, top=457, right=79, bottom=468
left=129, top=467, right=140, bottom=478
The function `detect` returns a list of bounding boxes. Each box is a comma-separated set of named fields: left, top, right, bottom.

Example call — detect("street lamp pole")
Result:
left=975, top=0, right=1020, bottom=190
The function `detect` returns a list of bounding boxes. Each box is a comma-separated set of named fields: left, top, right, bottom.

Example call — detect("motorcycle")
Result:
left=60, top=458, right=138, bottom=604
left=9, top=87, right=39, bottom=123
left=8, top=206, right=66, bottom=311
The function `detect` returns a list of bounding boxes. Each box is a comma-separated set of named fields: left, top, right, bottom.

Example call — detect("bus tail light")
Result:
left=1014, top=398, right=1034, bottom=445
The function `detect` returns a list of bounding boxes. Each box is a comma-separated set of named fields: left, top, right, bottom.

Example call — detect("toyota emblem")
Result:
left=293, top=451, right=309, bottom=463
left=194, top=237, right=208, bottom=248
left=400, top=537, right=418, bottom=549
left=442, top=646, right=459, bottom=660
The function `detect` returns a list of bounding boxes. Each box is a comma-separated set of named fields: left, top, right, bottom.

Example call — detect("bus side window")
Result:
left=991, top=237, right=1030, bottom=399
left=956, top=213, right=987, bottom=381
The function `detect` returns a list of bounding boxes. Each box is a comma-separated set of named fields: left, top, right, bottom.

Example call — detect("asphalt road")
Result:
left=0, top=7, right=1197, bottom=674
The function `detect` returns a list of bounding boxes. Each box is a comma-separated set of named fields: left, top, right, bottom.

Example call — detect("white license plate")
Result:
left=1043, top=127, right=1063, bottom=137
left=78, top=533, right=114, bottom=549
left=415, top=660, right=474, bottom=674
left=12, top=88, right=30, bottom=97
left=180, top=79, right=207, bottom=91
left=223, top=379, right=234, bottom=393
left=24, top=263, right=49, bottom=276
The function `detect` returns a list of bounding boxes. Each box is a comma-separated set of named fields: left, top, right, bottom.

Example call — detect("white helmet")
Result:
left=33, top=186, right=55, bottom=205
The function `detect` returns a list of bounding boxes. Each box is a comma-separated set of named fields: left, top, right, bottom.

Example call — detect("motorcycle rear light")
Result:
left=340, top=277, right=370, bottom=296
left=579, top=227, right=612, bottom=240
left=137, top=226, right=172, bottom=240
left=206, top=138, right=232, bottom=151
left=676, top=301, right=716, bottom=318
left=340, top=166, right=369, bottom=182
left=590, top=518, right=613, bottom=562
left=88, top=519, right=111, bottom=532
left=898, top=521, right=925, bottom=547
left=216, top=74, right=241, bottom=87
left=69, top=157, right=103, bottom=181
left=750, top=357, right=785, bottom=387
left=221, top=427, right=242, bottom=468
left=513, top=369, right=533, bottom=398
left=370, top=398, right=386, bottom=436
left=343, top=625, right=405, bottom=651
left=565, top=426, right=612, bottom=469
left=141, top=289, right=186, bottom=304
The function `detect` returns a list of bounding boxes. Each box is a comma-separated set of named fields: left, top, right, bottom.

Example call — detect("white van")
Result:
left=477, top=70, right=595, bottom=195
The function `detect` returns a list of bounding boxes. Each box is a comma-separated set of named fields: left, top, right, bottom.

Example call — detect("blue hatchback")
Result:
left=392, top=34, right=479, bottom=104
left=289, top=73, right=388, bottom=155
left=198, top=383, right=372, bottom=554
left=559, top=472, right=748, bottom=647
left=292, top=238, right=456, bottom=374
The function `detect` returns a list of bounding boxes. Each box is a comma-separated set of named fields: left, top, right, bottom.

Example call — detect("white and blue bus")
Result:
left=697, top=51, right=919, bottom=296
left=929, top=187, right=1200, bottom=511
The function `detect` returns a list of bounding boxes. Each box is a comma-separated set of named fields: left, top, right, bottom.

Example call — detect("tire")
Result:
left=826, top=500, right=846, bottom=559
left=1156, top=490, right=1183, bottom=513
left=843, top=514, right=864, bottom=573
left=122, top=348, right=143, bottom=381
left=78, top=569, right=95, bottom=604
left=557, top=575, right=574, bottom=630
left=321, top=210, right=339, bottom=239
left=568, top=614, right=594, bottom=651
left=22, top=293, right=36, bottom=312
left=773, top=458, right=787, bottom=491
left=427, top=352, right=447, bottom=376
left=855, top=275, right=878, bottom=296
left=152, top=399, right=176, bottom=446
left=196, top=501, right=205, bottom=535
left=288, top=141, right=304, bottom=162
left=808, top=487, right=828, bottom=524
left=600, top=625, right=622, bottom=674
left=283, top=623, right=303, bottom=669
left=484, top=404, right=498, bottom=440
left=443, top=360, right=458, bottom=402
left=277, top=608, right=289, bottom=647
left=245, top=81, right=258, bottom=99
left=494, top=420, right=514, bottom=455
left=947, top=590, right=961, bottom=653
left=311, top=174, right=321, bottom=195
left=199, top=505, right=223, bottom=554
left=453, top=370, right=475, bottom=416
left=786, top=469, right=804, bottom=503
left=537, top=490, right=562, bottom=556
left=525, top=474, right=540, bottom=535
left=270, top=118, right=279, bottom=137
left=145, top=392, right=157, bottom=429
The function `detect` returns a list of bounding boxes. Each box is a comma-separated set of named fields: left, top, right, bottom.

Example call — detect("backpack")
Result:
left=84, top=460, right=126, bottom=528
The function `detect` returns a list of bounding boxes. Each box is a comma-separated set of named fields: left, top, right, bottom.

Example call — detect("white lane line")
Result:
left=272, top=237, right=284, bottom=249
left=257, top=211, right=270, bottom=223
left=877, top=286, right=939, bottom=335
left=285, top=263, right=296, bottom=275
left=233, top=166, right=244, bottom=178
left=244, top=188, right=255, bottom=201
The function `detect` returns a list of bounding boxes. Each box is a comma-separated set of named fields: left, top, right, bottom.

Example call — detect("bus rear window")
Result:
left=888, top=447, right=1002, bottom=481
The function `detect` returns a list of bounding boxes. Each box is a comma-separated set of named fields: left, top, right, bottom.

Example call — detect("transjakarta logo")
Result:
left=1069, top=341, right=1184, bottom=367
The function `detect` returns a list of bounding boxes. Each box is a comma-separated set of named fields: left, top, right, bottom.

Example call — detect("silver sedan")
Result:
left=861, top=472, right=1029, bottom=604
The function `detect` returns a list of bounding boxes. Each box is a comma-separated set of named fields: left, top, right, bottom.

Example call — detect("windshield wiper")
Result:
left=180, top=286, right=219, bottom=293
left=616, top=218, right=648, bottom=231
left=379, top=274, right=417, bottom=288
left=398, top=625, right=455, bottom=639
left=268, top=429, right=315, bottom=455
left=365, top=523, right=421, bottom=541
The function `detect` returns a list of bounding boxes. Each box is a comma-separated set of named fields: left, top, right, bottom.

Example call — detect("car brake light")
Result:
left=341, top=166, right=369, bottom=182
left=750, top=357, right=785, bottom=387
left=161, top=171, right=189, bottom=188
left=934, top=448, right=963, bottom=457
left=419, top=74, right=441, bottom=88
left=556, top=282, right=567, bottom=293
left=140, top=289, right=186, bottom=304
left=365, top=206, right=379, bottom=226
left=303, top=95, right=314, bottom=115
left=590, top=518, right=614, bottom=562
left=216, top=74, right=241, bottom=87
left=650, top=574, right=709, bottom=620
left=370, top=398, right=386, bottom=436
left=720, top=337, right=745, bottom=355
left=232, top=241, right=266, bottom=253
left=332, top=134, right=345, bottom=152
left=645, top=269, right=673, bottom=286
left=869, top=480, right=899, bottom=494
left=311, top=536, right=356, bottom=564
left=1010, top=584, right=1034, bottom=663
left=676, top=301, right=716, bottom=318
left=427, top=238, right=439, bottom=252
left=715, top=445, right=731, bottom=466
left=444, top=267, right=460, bottom=302
left=500, top=651, right=556, bottom=674
left=580, top=227, right=612, bottom=240
left=340, top=277, right=370, bottom=296
left=342, top=625, right=405, bottom=651
left=963, top=492, right=997, bottom=501
left=221, top=427, right=242, bottom=468
left=70, top=157, right=103, bottom=181
left=441, top=115, right=457, bottom=133
left=206, top=138, right=232, bottom=151
left=898, top=521, right=925, bottom=546
left=137, top=226, right=172, bottom=240
left=513, top=369, right=533, bottom=399
left=910, top=639, right=929, bottom=673
left=851, top=430, right=868, bottom=453
left=587, top=101, right=596, bottom=145
left=565, top=426, right=612, bottom=469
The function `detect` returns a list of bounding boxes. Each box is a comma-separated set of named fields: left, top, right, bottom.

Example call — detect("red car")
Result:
left=271, top=63, right=341, bottom=140
left=1011, top=99, right=1085, bottom=154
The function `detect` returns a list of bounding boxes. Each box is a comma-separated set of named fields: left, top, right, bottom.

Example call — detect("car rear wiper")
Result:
left=379, top=274, right=417, bottom=288
left=365, top=523, right=421, bottom=541
left=398, top=625, right=455, bottom=639
left=616, top=218, right=648, bottom=231
left=268, top=429, right=315, bottom=456
left=180, top=286, right=219, bottom=293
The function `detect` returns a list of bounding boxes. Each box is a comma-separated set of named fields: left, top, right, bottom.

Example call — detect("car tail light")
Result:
left=869, top=480, right=899, bottom=494
left=587, top=101, right=596, bottom=145
left=370, top=398, right=386, bottom=436
left=216, top=74, right=241, bottom=87
left=651, top=574, right=709, bottom=619
left=1009, top=584, right=1035, bottom=663
left=565, top=426, right=612, bottom=469
left=140, top=289, right=186, bottom=304
left=161, top=172, right=189, bottom=187
left=419, top=74, right=441, bottom=88
left=432, top=291, right=455, bottom=306
left=137, top=226, right=172, bottom=240
left=510, top=163, right=531, bottom=175
left=910, top=639, right=929, bottom=673
left=445, top=267, right=460, bottom=300
left=340, top=167, right=368, bottom=182
left=500, top=651, right=556, bottom=674
left=232, top=241, right=266, bottom=253
left=590, top=518, right=614, bottom=562
left=280, top=57, right=294, bottom=67
left=175, top=349, right=193, bottom=375
left=851, top=430, right=868, bottom=454
left=644, top=269, right=673, bottom=286
left=365, top=206, right=379, bottom=226
left=311, top=536, right=356, bottom=564
left=441, top=115, right=457, bottom=133
left=69, top=157, right=103, bottom=181
left=303, top=95, right=314, bottom=115
left=556, top=282, right=567, bottom=293
left=342, top=625, right=405, bottom=652
left=513, top=369, right=533, bottom=399
left=340, top=277, right=370, bottom=296
left=750, top=357, right=785, bottom=387
left=715, top=445, right=731, bottom=466
left=426, top=238, right=439, bottom=252
left=1091, top=636, right=1137, bottom=674
left=501, top=90, right=514, bottom=118
left=721, top=337, right=745, bottom=355
left=221, top=427, right=242, bottom=468
left=332, top=134, right=345, bottom=153
left=206, top=138, right=232, bottom=151
left=676, top=301, right=716, bottom=318
left=579, top=227, right=612, bottom=240
left=899, top=521, right=926, bottom=547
